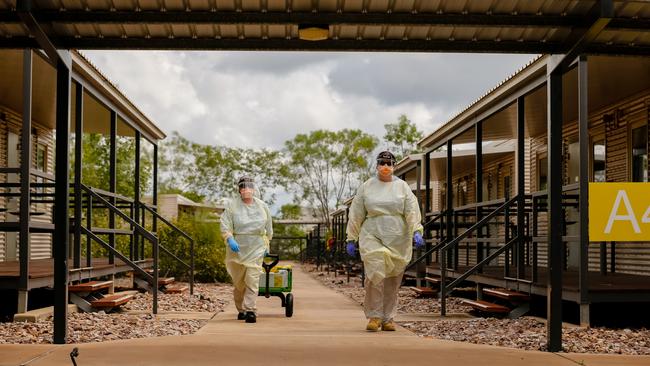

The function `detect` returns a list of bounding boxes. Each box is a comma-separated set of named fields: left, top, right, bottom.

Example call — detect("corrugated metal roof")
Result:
left=0, top=0, right=648, bottom=52
left=418, top=55, right=544, bottom=147
left=72, top=50, right=167, bottom=140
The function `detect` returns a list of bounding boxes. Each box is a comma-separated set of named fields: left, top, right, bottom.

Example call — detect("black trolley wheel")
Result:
left=285, top=293, right=294, bottom=317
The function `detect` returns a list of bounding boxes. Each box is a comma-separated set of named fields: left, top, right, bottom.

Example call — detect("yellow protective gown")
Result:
left=346, top=176, right=423, bottom=284
left=220, top=196, right=273, bottom=312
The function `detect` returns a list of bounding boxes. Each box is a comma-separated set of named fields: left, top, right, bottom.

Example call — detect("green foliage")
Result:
left=157, top=216, right=229, bottom=283
left=284, top=129, right=378, bottom=228
left=72, top=132, right=152, bottom=197
left=159, top=132, right=291, bottom=205
left=271, top=204, right=307, bottom=260
left=279, top=204, right=301, bottom=219
left=383, top=114, right=424, bottom=161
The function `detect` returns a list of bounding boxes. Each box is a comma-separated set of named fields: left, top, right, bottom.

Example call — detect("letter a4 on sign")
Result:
left=590, top=183, right=650, bottom=241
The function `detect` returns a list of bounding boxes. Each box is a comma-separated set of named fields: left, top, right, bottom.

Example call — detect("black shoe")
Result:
left=245, top=312, right=256, bottom=323
left=237, top=312, right=246, bottom=320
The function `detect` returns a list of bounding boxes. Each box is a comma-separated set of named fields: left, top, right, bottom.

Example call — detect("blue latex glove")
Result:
left=227, top=237, right=240, bottom=253
left=413, top=232, right=424, bottom=249
left=264, top=249, right=269, bottom=257
left=346, top=241, right=357, bottom=257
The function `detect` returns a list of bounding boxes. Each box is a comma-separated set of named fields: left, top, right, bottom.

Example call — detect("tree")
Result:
left=271, top=204, right=306, bottom=259
left=74, top=132, right=153, bottom=197
left=383, top=114, right=423, bottom=161
left=158, top=132, right=291, bottom=205
left=284, top=129, right=378, bottom=229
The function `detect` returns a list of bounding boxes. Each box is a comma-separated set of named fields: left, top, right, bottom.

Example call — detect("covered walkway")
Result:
left=1, top=264, right=648, bottom=366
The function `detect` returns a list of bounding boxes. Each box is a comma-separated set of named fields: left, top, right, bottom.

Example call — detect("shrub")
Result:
left=157, top=216, right=229, bottom=283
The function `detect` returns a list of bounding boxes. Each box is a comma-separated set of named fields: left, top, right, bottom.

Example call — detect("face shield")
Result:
left=237, top=178, right=256, bottom=200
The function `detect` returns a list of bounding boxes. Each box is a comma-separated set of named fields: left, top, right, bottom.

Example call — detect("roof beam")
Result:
left=2, top=36, right=648, bottom=55
left=15, top=0, right=70, bottom=69
left=0, top=36, right=568, bottom=53
left=0, top=9, right=647, bottom=30
left=548, top=0, right=614, bottom=74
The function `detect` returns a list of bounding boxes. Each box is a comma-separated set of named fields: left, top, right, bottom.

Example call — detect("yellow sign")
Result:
left=589, top=183, right=650, bottom=241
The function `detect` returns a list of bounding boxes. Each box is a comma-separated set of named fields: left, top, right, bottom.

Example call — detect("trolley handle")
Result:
left=262, top=254, right=280, bottom=298
left=262, top=254, right=280, bottom=272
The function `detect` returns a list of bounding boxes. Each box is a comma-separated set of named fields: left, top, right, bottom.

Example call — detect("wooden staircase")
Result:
left=462, top=287, right=530, bottom=318
left=68, top=280, right=135, bottom=312
left=134, top=270, right=188, bottom=294
left=408, top=276, right=442, bottom=298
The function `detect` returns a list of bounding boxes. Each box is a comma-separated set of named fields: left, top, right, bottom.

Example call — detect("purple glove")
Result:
left=413, top=232, right=424, bottom=249
left=346, top=241, right=357, bottom=257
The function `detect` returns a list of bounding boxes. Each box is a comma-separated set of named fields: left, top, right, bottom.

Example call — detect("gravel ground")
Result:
left=400, top=317, right=650, bottom=355
left=306, top=265, right=472, bottom=314
left=0, top=312, right=206, bottom=344
left=307, top=264, right=650, bottom=355
left=124, top=282, right=233, bottom=312
left=0, top=282, right=233, bottom=344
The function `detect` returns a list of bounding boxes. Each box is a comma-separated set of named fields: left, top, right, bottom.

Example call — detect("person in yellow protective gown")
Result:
left=346, top=151, right=424, bottom=332
left=220, top=176, right=273, bottom=323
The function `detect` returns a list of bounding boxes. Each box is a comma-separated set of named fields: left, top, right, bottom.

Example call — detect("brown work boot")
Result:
left=381, top=320, right=396, bottom=331
left=366, top=318, right=382, bottom=332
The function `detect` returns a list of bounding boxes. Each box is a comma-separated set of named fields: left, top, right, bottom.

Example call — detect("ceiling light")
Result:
left=298, top=24, right=329, bottom=41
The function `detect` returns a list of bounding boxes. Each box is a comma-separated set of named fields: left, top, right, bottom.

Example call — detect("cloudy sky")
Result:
left=83, top=51, right=536, bottom=150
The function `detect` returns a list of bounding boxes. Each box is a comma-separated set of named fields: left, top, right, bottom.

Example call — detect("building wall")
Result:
left=158, top=195, right=180, bottom=221
left=0, top=104, right=55, bottom=262
left=527, top=90, right=650, bottom=275
left=436, top=153, right=516, bottom=211
left=424, top=89, right=650, bottom=276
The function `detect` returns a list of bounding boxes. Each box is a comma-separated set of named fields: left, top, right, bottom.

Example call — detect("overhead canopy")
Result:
left=0, top=49, right=166, bottom=140
left=0, top=0, right=649, bottom=53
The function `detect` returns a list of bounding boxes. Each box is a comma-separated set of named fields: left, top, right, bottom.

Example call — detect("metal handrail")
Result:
left=437, top=196, right=520, bottom=316
left=88, top=186, right=135, bottom=203
left=141, top=202, right=195, bottom=295
left=422, top=209, right=447, bottom=229
left=406, top=196, right=518, bottom=271
left=80, top=184, right=160, bottom=314
left=443, top=236, right=519, bottom=292
left=440, top=196, right=517, bottom=253
left=141, top=204, right=193, bottom=242
left=81, top=226, right=154, bottom=282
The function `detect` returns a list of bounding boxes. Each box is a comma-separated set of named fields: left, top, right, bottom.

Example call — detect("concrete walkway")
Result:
left=2, top=263, right=649, bottom=366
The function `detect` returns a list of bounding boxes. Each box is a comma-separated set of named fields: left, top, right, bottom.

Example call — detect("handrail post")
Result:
left=86, top=192, right=92, bottom=268
left=153, top=237, right=159, bottom=315
left=440, top=245, right=447, bottom=317
left=190, top=239, right=195, bottom=295
left=504, top=179, right=511, bottom=278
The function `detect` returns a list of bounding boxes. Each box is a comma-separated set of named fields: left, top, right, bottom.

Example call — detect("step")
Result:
left=158, top=277, right=175, bottom=286
left=425, top=276, right=442, bottom=284
left=409, top=286, right=438, bottom=298
left=68, top=280, right=113, bottom=293
left=462, top=299, right=510, bottom=314
left=483, top=288, right=530, bottom=302
left=14, top=304, right=79, bottom=322
left=164, top=284, right=189, bottom=294
left=90, top=292, right=135, bottom=309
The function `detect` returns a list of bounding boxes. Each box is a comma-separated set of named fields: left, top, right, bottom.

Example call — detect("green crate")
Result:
left=259, top=267, right=292, bottom=293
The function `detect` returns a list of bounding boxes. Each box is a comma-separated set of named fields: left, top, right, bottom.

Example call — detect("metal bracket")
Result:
left=69, top=293, right=96, bottom=313
left=507, top=303, right=530, bottom=319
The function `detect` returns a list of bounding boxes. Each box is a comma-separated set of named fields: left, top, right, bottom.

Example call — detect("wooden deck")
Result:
left=426, top=264, right=650, bottom=303
left=0, top=258, right=153, bottom=290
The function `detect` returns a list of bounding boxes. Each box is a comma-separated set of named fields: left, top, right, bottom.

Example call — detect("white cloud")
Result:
left=83, top=51, right=534, bottom=149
